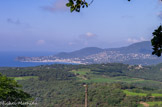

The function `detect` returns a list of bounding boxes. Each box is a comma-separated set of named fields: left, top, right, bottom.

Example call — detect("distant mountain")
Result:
left=107, top=41, right=152, bottom=54
left=16, top=41, right=162, bottom=65
left=55, top=47, right=103, bottom=58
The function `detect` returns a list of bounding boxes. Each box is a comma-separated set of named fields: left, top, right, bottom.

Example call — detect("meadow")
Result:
left=11, top=76, right=38, bottom=81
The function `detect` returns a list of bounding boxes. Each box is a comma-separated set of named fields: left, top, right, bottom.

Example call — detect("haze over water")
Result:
left=0, top=51, right=56, bottom=67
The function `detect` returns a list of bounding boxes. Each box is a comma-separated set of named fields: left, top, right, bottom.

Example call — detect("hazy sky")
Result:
left=0, top=0, right=162, bottom=52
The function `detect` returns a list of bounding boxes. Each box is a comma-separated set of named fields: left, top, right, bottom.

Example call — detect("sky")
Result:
left=0, top=0, right=162, bottom=52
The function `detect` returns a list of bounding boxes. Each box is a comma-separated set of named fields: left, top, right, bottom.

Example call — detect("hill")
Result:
left=2, top=63, right=162, bottom=106
left=56, top=47, right=103, bottom=58
left=107, top=41, right=152, bottom=54
left=16, top=41, right=162, bottom=65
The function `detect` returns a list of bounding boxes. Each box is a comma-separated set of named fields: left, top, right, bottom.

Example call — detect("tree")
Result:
left=0, top=73, right=31, bottom=106
left=151, top=25, right=162, bottom=57
left=66, top=0, right=162, bottom=57
left=66, top=0, right=130, bottom=12
left=66, top=0, right=89, bottom=12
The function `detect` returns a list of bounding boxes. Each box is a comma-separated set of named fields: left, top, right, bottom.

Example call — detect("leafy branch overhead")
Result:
left=66, top=0, right=131, bottom=12
left=66, top=0, right=89, bottom=12
left=66, top=0, right=162, bottom=12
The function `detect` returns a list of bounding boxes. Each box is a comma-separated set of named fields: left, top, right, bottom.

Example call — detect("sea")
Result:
left=0, top=51, right=66, bottom=67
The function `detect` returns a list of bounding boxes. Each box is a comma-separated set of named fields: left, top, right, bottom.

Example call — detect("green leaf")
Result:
left=66, top=3, right=71, bottom=7
left=85, top=2, right=88, bottom=7
left=70, top=7, right=75, bottom=12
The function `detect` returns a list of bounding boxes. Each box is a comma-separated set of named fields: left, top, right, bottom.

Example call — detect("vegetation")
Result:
left=70, top=69, right=90, bottom=75
left=66, top=0, right=89, bottom=12
left=123, top=90, right=147, bottom=97
left=147, top=101, right=162, bottom=107
left=151, top=25, right=162, bottom=57
left=0, top=73, right=31, bottom=106
left=66, top=0, right=131, bottom=13
left=12, top=76, right=38, bottom=81
left=1, top=63, right=162, bottom=106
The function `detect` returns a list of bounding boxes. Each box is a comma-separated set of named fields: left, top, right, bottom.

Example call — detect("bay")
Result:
left=0, top=51, right=60, bottom=67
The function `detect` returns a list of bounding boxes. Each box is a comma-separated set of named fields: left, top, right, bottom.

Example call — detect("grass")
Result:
left=69, top=68, right=146, bottom=83
left=132, top=80, right=162, bottom=84
left=83, top=77, right=115, bottom=83
left=82, top=75, right=145, bottom=83
left=113, top=76, right=144, bottom=83
left=69, top=69, right=91, bottom=75
left=152, top=93, right=162, bottom=97
left=70, top=69, right=162, bottom=90
left=147, top=101, right=162, bottom=106
left=137, top=104, right=144, bottom=107
left=11, top=76, right=38, bottom=81
left=69, top=69, right=91, bottom=80
left=123, top=90, right=162, bottom=97
left=123, top=90, right=147, bottom=96
left=130, top=79, right=162, bottom=89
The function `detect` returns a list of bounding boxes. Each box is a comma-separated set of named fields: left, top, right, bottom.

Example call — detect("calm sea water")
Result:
left=0, top=51, right=61, bottom=67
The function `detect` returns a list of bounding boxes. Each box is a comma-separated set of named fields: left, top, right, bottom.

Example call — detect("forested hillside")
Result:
left=1, top=63, right=162, bottom=106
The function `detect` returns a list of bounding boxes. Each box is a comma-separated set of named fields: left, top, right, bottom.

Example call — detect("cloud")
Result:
left=157, top=11, right=162, bottom=20
left=42, top=0, right=68, bottom=12
left=36, top=40, right=46, bottom=45
left=7, top=18, right=21, bottom=25
left=68, top=42, right=76, bottom=46
left=79, top=32, right=97, bottom=40
left=67, top=32, right=97, bottom=47
left=6, top=18, right=31, bottom=29
left=127, top=37, right=146, bottom=43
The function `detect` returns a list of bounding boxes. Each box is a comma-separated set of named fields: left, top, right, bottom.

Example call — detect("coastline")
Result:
left=19, top=60, right=85, bottom=64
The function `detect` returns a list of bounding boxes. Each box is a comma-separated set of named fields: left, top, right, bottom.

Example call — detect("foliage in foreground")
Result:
left=0, top=73, right=31, bottom=106
left=152, top=25, right=162, bottom=57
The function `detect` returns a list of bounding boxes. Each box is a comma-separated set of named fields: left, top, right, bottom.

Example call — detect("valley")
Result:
left=1, top=63, right=162, bottom=106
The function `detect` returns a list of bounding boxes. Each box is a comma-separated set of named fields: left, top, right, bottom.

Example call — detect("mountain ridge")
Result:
left=56, top=41, right=153, bottom=56
left=16, top=41, right=162, bottom=65
left=56, top=47, right=104, bottom=58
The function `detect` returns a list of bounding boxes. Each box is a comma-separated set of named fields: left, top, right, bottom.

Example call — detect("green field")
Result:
left=83, top=76, right=116, bottom=83
left=147, top=101, right=162, bottom=106
left=137, top=104, right=144, bottom=107
left=69, top=69, right=91, bottom=80
left=69, top=69, right=159, bottom=84
left=123, top=90, right=162, bottom=97
left=12, top=76, right=38, bottom=81
left=82, top=75, right=145, bottom=83
left=69, top=69, right=91, bottom=75
left=123, top=90, right=147, bottom=96
left=152, top=93, right=162, bottom=97
left=69, top=68, right=146, bottom=83
left=70, top=69, right=162, bottom=90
